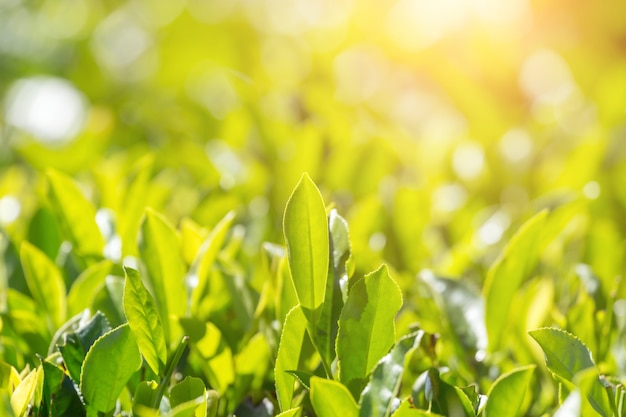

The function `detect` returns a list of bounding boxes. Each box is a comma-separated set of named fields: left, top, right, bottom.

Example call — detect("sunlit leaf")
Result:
left=20, top=241, right=66, bottom=330
left=310, top=377, right=358, bottom=417
left=139, top=208, right=187, bottom=341
left=483, top=210, right=547, bottom=351
left=46, top=169, right=104, bottom=259
left=283, top=173, right=329, bottom=343
left=275, top=306, right=308, bottom=412
left=67, top=260, right=112, bottom=317
left=337, top=265, right=403, bottom=398
left=484, top=365, right=535, bottom=417
left=123, top=266, right=167, bottom=376
left=80, top=323, right=142, bottom=415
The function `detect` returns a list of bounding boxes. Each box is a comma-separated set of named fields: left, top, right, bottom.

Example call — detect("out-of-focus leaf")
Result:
left=118, top=155, right=153, bottom=257
left=67, top=260, right=112, bottom=317
left=483, top=365, right=535, bottom=417
left=123, top=266, right=167, bottom=376
left=139, top=208, right=187, bottom=341
left=359, top=331, right=423, bottom=417
left=310, top=377, right=358, bottom=417
left=529, top=327, right=611, bottom=416
left=283, top=173, right=329, bottom=350
left=0, top=361, right=20, bottom=393
left=179, top=318, right=234, bottom=393
left=169, top=376, right=206, bottom=417
left=20, top=241, right=66, bottom=330
left=337, top=265, right=402, bottom=398
left=483, top=210, right=547, bottom=351
left=46, top=169, right=104, bottom=259
left=10, top=367, right=40, bottom=417
left=132, top=380, right=159, bottom=416
left=275, top=306, right=308, bottom=412
left=80, top=323, right=142, bottom=415
left=188, top=211, right=236, bottom=313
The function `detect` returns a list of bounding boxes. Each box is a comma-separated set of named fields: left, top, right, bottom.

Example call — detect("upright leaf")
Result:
left=310, top=377, right=359, bottom=417
left=20, top=241, right=66, bottom=330
left=283, top=173, right=329, bottom=342
left=316, top=210, right=351, bottom=371
left=67, top=260, right=112, bottom=317
left=123, top=266, right=167, bottom=376
left=337, top=265, right=403, bottom=398
left=188, top=211, right=236, bottom=313
left=46, top=169, right=104, bottom=259
left=360, top=331, right=423, bottom=417
left=10, top=368, right=40, bottom=417
left=275, top=306, right=309, bottom=412
left=484, top=365, right=535, bottom=417
left=530, top=327, right=611, bottom=416
left=139, top=208, right=187, bottom=340
left=80, top=323, right=142, bottom=416
left=483, top=210, right=547, bottom=351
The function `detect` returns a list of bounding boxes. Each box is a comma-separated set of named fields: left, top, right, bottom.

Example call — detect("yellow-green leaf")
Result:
left=123, top=266, right=167, bottom=376
left=484, top=365, right=535, bottom=417
left=310, top=377, right=358, bottom=417
left=20, top=241, right=66, bottom=330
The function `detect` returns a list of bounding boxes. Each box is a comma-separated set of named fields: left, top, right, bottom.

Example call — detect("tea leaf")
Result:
left=310, top=377, right=358, bottom=417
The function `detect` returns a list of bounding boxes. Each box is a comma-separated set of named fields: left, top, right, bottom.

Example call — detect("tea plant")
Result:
left=1, top=170, right=625, bottom=416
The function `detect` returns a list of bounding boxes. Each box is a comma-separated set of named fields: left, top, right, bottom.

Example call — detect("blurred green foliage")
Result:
left=2, top=0, right=626, bottom=415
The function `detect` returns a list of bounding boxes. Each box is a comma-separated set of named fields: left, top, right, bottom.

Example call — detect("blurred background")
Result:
left=1, top=0, right=626, bottom=280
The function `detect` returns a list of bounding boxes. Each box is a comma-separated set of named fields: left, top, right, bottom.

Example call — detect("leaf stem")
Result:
left=152, top=336, right=189, bottom=409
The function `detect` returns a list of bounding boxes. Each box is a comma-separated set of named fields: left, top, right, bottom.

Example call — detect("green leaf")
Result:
left=337, top=265, right=403, bottom=398
left=483, top=210, right=547, bottom=351
left=391, top=400, right=445, bottom=416
left=179, top=319, right=234, bottom=393
left=310, top=377, right=358, bottom=417
left=484, top=365, right=535, bottom=417
left=170, top=376, right=206, bottom=409
left=46, top=169, right=104, bottom=259
left=276, top=408, right=302, bottom=417
left=80, top=323, right=142, bottom=415
left=0, top=361, right=20, bottom=393
left=132, top=380, right=159, bottom=416
left=139, top=208, right=187, bottom=341
left=530, top=327, right=611, bottom=416
left=283, top=173, right=329, bottom=339
left=316, top=209, right=350, bottom=372
left=360, top=331, right=423, bottom=417
left=188, top=211, right=236, bottom=312
left=423, top=369, right=476, bottom=417
left=123, top=266, right=167, bottom=376
left=10, top=368, right=41, bottom=417
left=57, top=311, right=112, bottom=383
left=167, top=376, right=207, bottom=417
left=67, top=260, right=112, bottom=317
left=41, top=359, right=85, bottom=416
left=20, top=241, right=67, bottom=330
left=275, top=306, right=309, bottom=412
